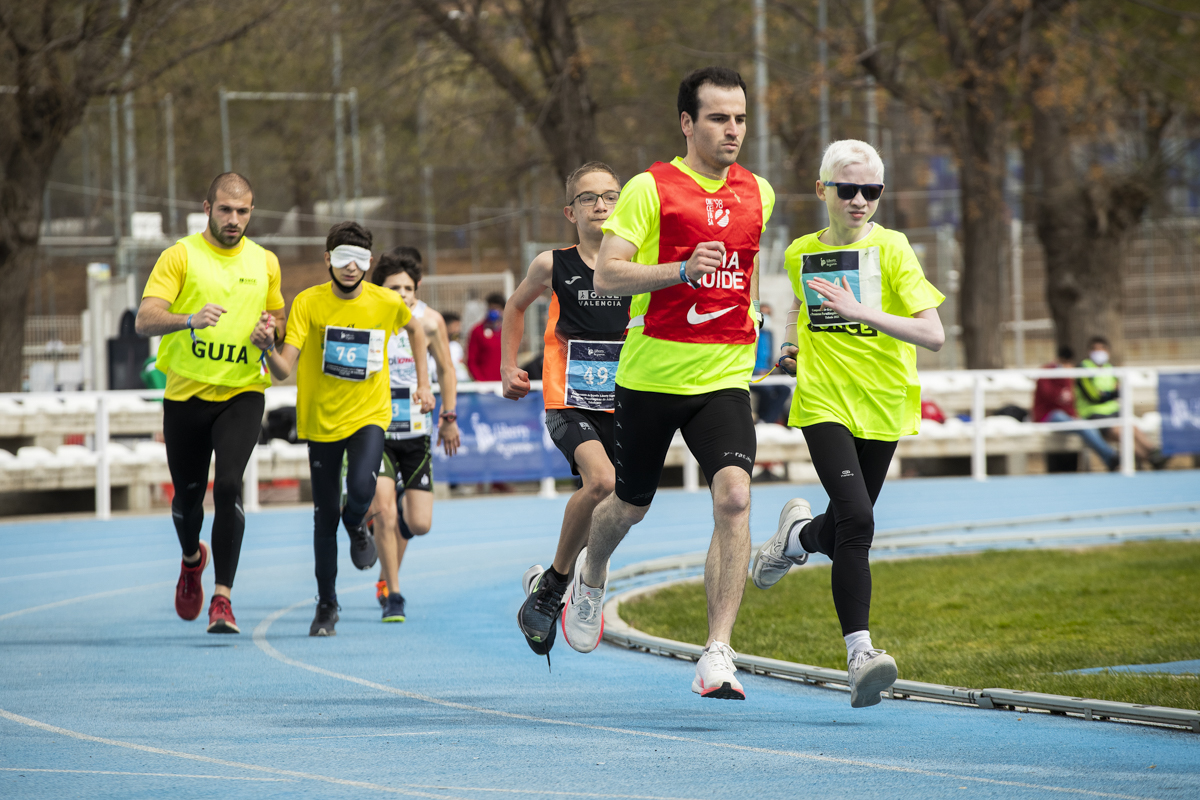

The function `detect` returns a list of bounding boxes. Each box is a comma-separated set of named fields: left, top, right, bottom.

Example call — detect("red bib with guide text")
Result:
left=643, top=161, right=762, bottom=345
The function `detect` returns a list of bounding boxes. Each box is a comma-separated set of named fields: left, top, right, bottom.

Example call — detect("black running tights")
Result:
left=799, top=422, right=897, bottom=636
left=308, top=425, right=384, bottom=602
left=163, top=392, right=265, bottom=588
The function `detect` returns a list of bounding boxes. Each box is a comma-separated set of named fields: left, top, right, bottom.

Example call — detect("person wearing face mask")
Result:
left=1075, top=336, right=1167, bottom=469
left=467, top=293, right=505, bottom=381
left=255, top=222, right=434, bottom=636
left=755, top=139, right=946, bottom=709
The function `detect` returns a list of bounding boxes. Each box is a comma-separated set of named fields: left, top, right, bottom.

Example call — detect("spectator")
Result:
left=1035, top=344, right=1118, bottom=470
left=749, top=302, right=791, bottom=425
left=466, top=293, right=505, bottom=381
left=440, top=311, right=470, bottom=382
left=1075, top=336, right=1167, bottom=470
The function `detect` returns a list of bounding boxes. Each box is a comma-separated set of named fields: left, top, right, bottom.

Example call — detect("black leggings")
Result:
left=307, top=425, right=384, bottom=602
left=799, top=422, right=897, bottom=636
left=163, top=392, right=265, bottom=588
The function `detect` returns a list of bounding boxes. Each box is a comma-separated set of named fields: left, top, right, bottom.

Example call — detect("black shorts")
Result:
left=382, top=436, right=434, bottom=492
left=613, top=385, right=756, bottom=507
left=545, top=408, right=614, bottom=475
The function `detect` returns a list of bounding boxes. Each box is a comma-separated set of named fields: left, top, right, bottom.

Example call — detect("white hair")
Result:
left=819, top=139, right=885, bottom=183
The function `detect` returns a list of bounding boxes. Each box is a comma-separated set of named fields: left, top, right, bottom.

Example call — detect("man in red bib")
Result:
left=561, top=67, right=775, bottom=700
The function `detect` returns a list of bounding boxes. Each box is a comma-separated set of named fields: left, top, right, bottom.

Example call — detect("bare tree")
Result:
left=407, top=0, right=602, bottom=182
left=0, top=1, right=281, bottom=392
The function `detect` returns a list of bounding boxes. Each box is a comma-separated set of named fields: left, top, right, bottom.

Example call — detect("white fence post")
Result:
left=95, top=393, right=111, bottom=519
left=1120, top=367, right=1136, bottom=477
left=243, top=444, right=261, bottom=512
left=971, top=373, right=987, bottom=481
left=539, top=476, right=557, bottom=498
left=683, top=450, right=700, bottom=492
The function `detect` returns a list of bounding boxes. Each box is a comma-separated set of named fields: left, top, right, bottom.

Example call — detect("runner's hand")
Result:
left=684, top=241, right=725, bottom=283
left=414, top=385, right=435, bottom=413
left=189, top=303, right=227, bottom=330
left=438, top=419, right=460, bottom=457
left=502, top=365, right=530, bottom=400
left=778, top=343, right=798, bottom=377
left=805, top=276, right=863, bottom=322
left=250, top=315, right=275, bottom=351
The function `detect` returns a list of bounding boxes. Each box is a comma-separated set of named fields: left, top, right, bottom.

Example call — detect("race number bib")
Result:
left=565, top=340, right=622, bottom=410
left=323, top=326, right=385, bottom=381
left=387, top=387, right=426, bottom=436
left=801, top=247, right=882, bottom=328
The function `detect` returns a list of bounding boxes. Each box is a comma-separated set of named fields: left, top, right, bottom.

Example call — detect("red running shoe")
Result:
left=206, top=595, right=240, bottom=634
left=174, top=540, right=209, bottom=621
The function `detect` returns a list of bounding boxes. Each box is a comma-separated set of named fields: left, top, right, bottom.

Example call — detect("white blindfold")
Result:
left=329, top=244, right=372, bottom=271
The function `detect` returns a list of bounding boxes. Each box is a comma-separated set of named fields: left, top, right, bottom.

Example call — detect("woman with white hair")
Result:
left=750, top=139, right=946, bottom=708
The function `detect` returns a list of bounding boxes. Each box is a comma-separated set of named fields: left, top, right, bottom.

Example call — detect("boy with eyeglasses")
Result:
left=751, top=139, right=946, bottom=708
left=501, top=162, right=629, bottom=662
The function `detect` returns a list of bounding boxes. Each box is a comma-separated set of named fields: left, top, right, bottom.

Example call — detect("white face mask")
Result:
left=1090, top=349, right=1110, bottom=366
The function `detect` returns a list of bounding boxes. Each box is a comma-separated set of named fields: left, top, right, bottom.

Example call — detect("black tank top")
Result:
left=549, top=247, right=629, bottom=343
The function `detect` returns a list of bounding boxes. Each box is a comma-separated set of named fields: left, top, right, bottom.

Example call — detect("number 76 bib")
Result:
left=565, top=340, right=622, bottom=410
left=323, top=326, right=385, bottom=381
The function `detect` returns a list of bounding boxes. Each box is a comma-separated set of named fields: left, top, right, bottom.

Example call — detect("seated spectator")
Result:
left=749, top=302, right=791, bottom=425
left=1034, top=344, right=1117, bottom=470
left=466, top=293, right=505, bottom=381
left=1075, top=336, right=1167, bottom=469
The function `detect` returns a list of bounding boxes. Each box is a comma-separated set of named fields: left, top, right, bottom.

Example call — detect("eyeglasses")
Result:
left=823, top=182, right=884, bottom=202
left=572, top=191, right=620, bottom=207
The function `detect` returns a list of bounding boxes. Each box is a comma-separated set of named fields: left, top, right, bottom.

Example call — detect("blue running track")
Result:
left=2, top=472, right=1198, bottom=799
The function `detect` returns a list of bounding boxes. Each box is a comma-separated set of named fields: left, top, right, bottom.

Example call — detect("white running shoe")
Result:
left=560, top=548, right=607, bottom=653
left=691, top=641, right=745, bottom=700
left=848, top=648, right=898, bottom=708
left=522, top=564, right=544, bottom=597
left=751, top=498, right=812, bottom=590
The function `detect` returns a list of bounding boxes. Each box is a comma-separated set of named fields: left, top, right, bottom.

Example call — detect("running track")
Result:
left=2, top=472, right=1198, bottom=799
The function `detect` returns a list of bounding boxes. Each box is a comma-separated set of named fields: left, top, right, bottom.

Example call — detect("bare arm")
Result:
left=425, top=311, right=460, bottom=455
left=501, top=251, right=553, bottom=400
left=593, top=233, right=725, bottom=296
left=404, top=316, right=435, bottom=412
left=804, top=276, right=945, bottom=351
left=135, top=297, right=227, bottom=337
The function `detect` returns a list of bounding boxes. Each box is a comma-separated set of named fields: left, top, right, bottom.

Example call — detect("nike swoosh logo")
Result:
left=564, top=276, right=582, bottom=285
left=687, top=304, right=739, bottom=324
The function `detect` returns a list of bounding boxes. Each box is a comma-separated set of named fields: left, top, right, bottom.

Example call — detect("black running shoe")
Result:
left=310, top=600, right=339, bottom=636
left=517, top=566, right=568, bottom=656
left=346, top=521, right=378, bottom=570
left=382, top=593, right=406, bottom=623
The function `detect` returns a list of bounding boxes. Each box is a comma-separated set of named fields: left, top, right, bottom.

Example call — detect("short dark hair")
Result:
left=1088, top=335, right=1110, bottom=349
left=390, top=245, right=423, bottom=265
left=677, top=66, right=747, bottom=125
left=372, top=252, right=421, bottom=287
left=206, top=172, right=253, bottom=206
left=1056, top=344, right=1074, bottom=361
left=326, top=221, right=372, bottom=252
left=485, top=292, right=505, bottom=308
left=565, top=162, right=620, bottom=203
left=442, top=311, right=461, bottom=325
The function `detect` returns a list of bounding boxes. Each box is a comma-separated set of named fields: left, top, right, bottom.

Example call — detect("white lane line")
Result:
left=0, top=708, right=476, bottom=799
left=0, top=767, right=292, bottom=782
left=0, top=560, right=177, bottom=583
left=289, top=732, right=439, bottom=740
left=253, top=598, right=1165, bottom=800
left=0, top=581, right=174, bottom=621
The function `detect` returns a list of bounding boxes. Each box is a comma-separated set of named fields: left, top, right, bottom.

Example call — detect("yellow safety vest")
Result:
left=155, top=233, right=271, bottom=388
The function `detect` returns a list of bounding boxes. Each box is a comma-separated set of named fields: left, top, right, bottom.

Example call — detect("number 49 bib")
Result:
left=323, top=326, right=385, bottom=381
left=565, top=340, right=621, bottom=410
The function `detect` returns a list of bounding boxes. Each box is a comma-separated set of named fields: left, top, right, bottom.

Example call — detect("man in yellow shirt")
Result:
left=560, top=67, right=773, bottom=700
left=135, top=173, right=285, bottom=635
left=257, top=222, right=433, bottom=637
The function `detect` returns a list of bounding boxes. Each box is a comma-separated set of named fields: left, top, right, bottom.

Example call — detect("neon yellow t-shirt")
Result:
left=786, top=224, right=945, bottom=440
left=286, top=282, right=412, bottom=442
left=601, top=157, right=775, bottom=395
left=143, top=236, right=284, bottom=402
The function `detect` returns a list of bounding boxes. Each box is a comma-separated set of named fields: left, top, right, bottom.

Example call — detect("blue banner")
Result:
left=431, top=390, right=573, bottom=483
left=1158, top=373, right=1200, bottom=456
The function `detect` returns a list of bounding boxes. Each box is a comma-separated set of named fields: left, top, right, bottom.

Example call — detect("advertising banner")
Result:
left=432, top=390, right=573, bottom=483
left=1158, top=373, right=1200, bottom=455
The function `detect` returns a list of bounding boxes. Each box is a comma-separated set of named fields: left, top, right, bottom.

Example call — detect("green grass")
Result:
left=620, top=539, right=1200, bottom=709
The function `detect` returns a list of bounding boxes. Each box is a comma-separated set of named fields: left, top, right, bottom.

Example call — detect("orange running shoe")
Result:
left=174, top=540, right=209, bottom=621
left=376, top=580, right=388, bottom=608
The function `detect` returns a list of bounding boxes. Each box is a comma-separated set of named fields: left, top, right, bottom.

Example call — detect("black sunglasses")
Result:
left=823, top=181, right=884, bottom=202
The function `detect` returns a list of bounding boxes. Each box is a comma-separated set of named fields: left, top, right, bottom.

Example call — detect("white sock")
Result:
left=783, top=521, right=808, bottom=559
left=844, top=630, right=872, bottom=660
